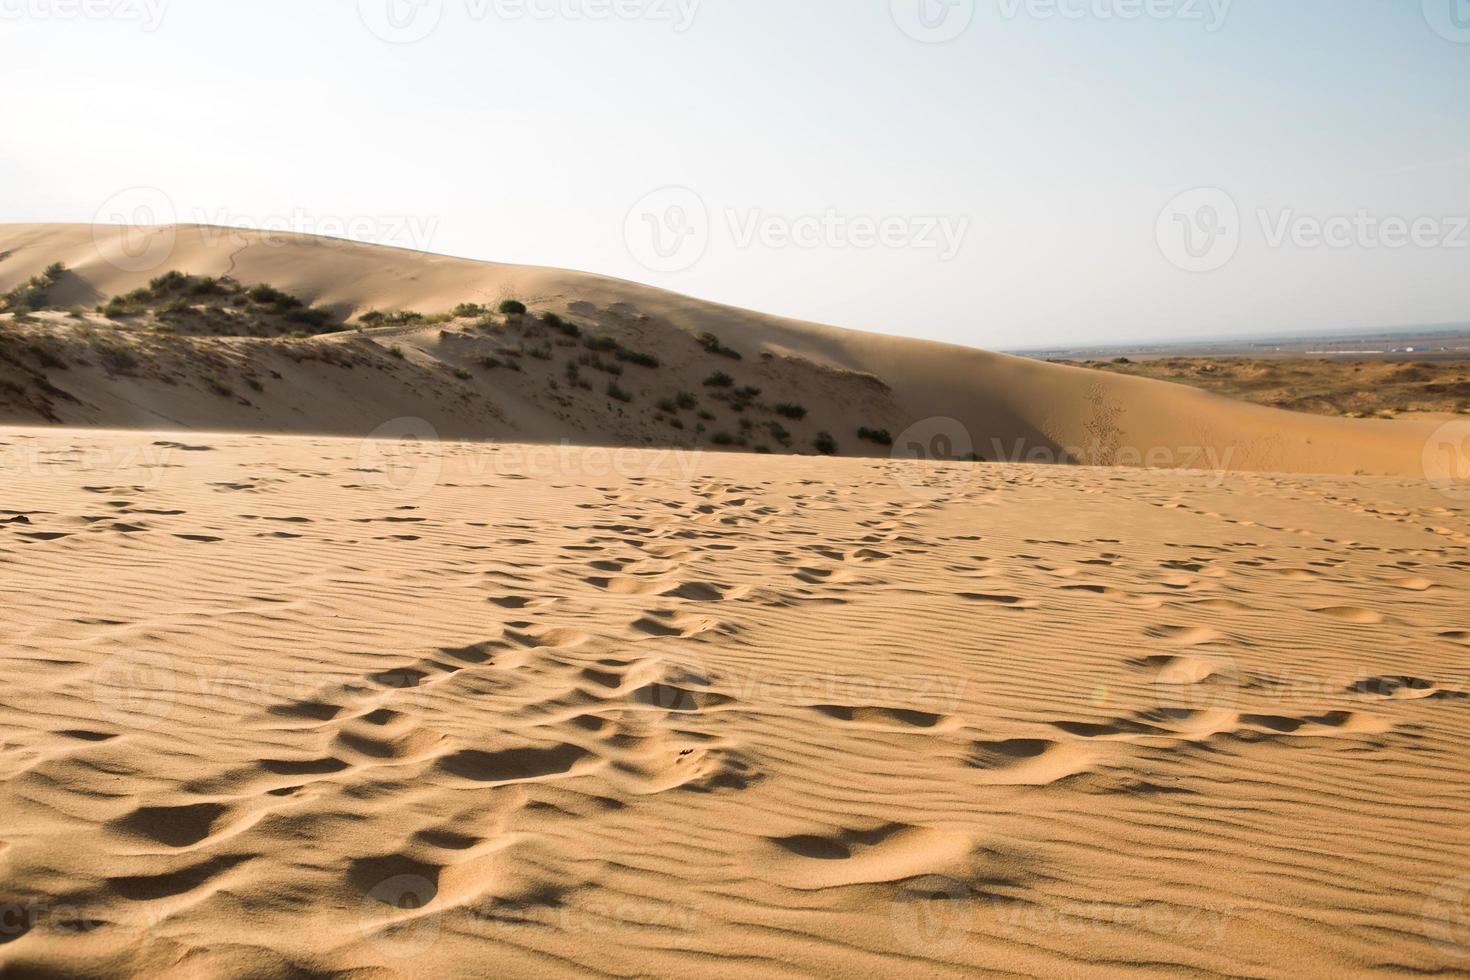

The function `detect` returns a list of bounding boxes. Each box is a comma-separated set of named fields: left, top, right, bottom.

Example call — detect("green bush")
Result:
left=775, top=403, right=807, bottom=420
left=284, top=307, right=334, bottom=330
left=711, top=431, right=735, bottom=446
left=248, top=283, right=302, bottom=309
left=676, top=391, right=699, bottom=410
left=452, top=303, right=486, bottom=318
left=190, top=276, right=229, bottom=297
left=498, top=299, right=527, bottom=316
left=704, top=371, right=734, bottom=388
left=698, top=332, right=741, bottom=359
left=540, top=311, right=579, bottom=337
left=148, top=270, right=187, bottom=292
left=584, top=334, right=619, bottom=352
left=606, top=380, right=633, bottom=402
left=813, top=431, right=838, bottom=455
left=96, top=344, right=138, bottom=374
left=26, top=342, right=66, bottom=369
left=2, top=262, right=67, bottom=312
left=858, top=427, right=893, bottom=446
left=615, top=348, right=660, bottom=368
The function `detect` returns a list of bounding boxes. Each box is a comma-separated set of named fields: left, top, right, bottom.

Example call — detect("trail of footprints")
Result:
left=5, top=448, right=1468, bottom=966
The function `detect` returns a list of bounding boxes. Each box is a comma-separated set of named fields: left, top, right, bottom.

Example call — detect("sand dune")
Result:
left=0, top=223, right=1443, bottom=477
left=1, top=426, right=1468, bottom=977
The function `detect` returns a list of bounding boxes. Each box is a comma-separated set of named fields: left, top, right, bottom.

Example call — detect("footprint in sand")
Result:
left=1348, top=677, right=1468, bottom=701
left=756, top=823, right=977, bottom=891
left=1312, top=606, right=1385, bottom=625
left=967, top=738, right=1098, bottom=786
left=1144, top=625, right=1228, bottom=647
left=809, top=705, right=959, bottom=732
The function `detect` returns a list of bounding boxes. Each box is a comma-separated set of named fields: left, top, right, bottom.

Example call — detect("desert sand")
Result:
left=1, top=427, right=1468, bottom=977
left=1, top=225, right=1469, bottom=978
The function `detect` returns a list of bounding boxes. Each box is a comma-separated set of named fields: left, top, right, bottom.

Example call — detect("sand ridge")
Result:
left=0, top=223, right=1448, bottom=477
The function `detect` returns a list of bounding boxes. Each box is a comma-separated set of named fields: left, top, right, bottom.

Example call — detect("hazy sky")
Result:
left=3, top=0, right=1468, bottom=349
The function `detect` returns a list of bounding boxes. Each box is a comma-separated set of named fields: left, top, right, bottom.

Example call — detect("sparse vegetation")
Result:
left=452, top=303, right=487, bottom=318
left=774, top=403, right=807, bottom=420
left=1, top=262, right=66, bottom=313
left=858, top=426, right=893, bottom=446
left=204, top=375, right=234, bottom=398
left=698, top=332, right=741, bottom=359
left=26, top=341, right=66, bottom=369
left=704, top=371, right=734, bottom=388
left=606, top=380, right=633, bottom=402
left=814, top=431, right=838, bottom=455
left=540, top=311, right=579, bottom=337
left=95, top=343, right=138, bottom=374
left=92, top=272, right=339, bottom=336
left=578, top=352, right=623, bottom=375
left=615, top=348, right=660, bottom=369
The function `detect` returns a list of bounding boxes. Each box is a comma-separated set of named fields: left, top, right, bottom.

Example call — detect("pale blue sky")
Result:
left=3, top=0, right=1468, bottom=348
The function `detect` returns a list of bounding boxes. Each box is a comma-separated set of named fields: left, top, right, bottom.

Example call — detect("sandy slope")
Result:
left=0, top=223, right=1442, bottom=477
left=1, top=426, right=1468, bottom=977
